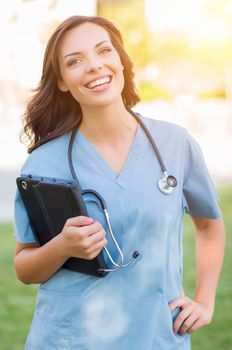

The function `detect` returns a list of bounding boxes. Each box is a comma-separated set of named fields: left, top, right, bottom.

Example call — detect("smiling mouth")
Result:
left=85, top=76, right=112, bottom=89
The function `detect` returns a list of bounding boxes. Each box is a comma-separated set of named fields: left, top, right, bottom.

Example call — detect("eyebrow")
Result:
left=63, top=40, right=109, bottom=59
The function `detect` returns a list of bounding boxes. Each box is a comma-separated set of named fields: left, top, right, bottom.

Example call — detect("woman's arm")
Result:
left=14, top=216, right=107, bottom=284
left=193, top=216, right=225, bottom=309
left=169, top=216, right=225, bottom=335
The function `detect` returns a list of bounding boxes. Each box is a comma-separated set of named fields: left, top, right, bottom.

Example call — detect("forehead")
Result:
left=59, top=22, right=111, bottom=55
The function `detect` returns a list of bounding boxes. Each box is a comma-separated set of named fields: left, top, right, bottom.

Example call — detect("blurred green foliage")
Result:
left=97, top=0, right=232, bottom=100
left=198, top=90, right=226, bottom=99
left=98, top=0, right=155, bottom=68
left=138, top=82, right=171, bottom=101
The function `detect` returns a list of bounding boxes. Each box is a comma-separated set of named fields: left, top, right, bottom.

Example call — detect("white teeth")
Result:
left=87, top=76, right=111, bottom=89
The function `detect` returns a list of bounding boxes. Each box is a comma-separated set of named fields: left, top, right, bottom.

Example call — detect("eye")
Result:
left=99, top=47, right=112, bottom=55
left=67, top=57, right=83, bottom=67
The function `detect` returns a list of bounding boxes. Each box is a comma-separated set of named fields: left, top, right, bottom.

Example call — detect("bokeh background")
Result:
left=0, top=0, right=231, bottom=349
left=1, top=0, right=232, bottom=219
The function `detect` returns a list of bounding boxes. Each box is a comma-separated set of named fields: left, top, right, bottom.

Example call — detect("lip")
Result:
left=84, top=75, right=112, bottom=90
left=85, top=74, right=111, bottom=86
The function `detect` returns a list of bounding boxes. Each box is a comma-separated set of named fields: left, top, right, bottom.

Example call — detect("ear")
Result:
left=57, top=80, right=69, bottom=92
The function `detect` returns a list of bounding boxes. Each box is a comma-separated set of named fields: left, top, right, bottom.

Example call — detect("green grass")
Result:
left=0, top=186, right=231, bottom=349
left=0, top=222, right=37, bottom=350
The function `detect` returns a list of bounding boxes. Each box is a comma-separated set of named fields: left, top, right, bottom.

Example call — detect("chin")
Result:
left=85, top=94, right=123, bottom=109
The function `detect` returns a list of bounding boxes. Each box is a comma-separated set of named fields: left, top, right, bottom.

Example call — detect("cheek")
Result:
left=110, top=57, right=124, bottom=78
left=63, top=69, right=84, bottom=89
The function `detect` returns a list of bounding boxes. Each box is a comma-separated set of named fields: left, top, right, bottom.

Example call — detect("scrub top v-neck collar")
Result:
left=75, top=123, right=146, bottom=189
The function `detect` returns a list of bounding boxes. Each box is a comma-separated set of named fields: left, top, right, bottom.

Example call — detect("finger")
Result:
left=173, top=303, right=195, bottom=334
left=85, top=230, right=107, bottom=249
left=66, top=221, right=102, bottom=237
left=85, top=239, right=107, bottom=259
left=178, top=312, right=200, bottom=336
left=65, top=216, right=94, bottom=227
left=91, top=237, right=107, bottom=253
left=169, top=296, right=191, bottom=311
left=79, top=221, right=104, bottom=237
left=188, top=318, right=205, bottom=333
left=86, top=246, right=105, bottom=260
left=62, top=224, right=105, bottom=244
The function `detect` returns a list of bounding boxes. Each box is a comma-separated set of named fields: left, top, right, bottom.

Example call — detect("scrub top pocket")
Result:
left=26, top=288, right=88, bottom=350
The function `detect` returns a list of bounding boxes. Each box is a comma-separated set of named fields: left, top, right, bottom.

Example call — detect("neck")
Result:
left=79, top=101, right=137, bottom=144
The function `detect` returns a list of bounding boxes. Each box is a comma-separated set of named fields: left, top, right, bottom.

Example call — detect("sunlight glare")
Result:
left=145, top=0, right=210, bottom=32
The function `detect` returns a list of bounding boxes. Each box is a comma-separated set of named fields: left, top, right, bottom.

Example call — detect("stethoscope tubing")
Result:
left=67, top=111, right=177, bottom=272
left=68, top=137, right=131, bottom=271
left=129, top=110, right=167, bottom=173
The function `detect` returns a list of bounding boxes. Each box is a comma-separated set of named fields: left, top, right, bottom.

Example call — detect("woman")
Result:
left=14, top=15, right=225, bottom=349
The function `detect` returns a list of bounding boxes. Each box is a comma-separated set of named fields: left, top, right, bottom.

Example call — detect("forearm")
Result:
left=193, top=217, right=225, bottom=309
left=14, top=235, right=68, bottom=284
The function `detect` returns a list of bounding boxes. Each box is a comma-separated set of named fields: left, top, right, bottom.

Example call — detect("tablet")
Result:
left=16, top=175, right=108, bottom=277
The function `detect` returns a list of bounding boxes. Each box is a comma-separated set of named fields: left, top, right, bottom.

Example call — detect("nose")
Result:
left=85, top=55, right=103, bottom=73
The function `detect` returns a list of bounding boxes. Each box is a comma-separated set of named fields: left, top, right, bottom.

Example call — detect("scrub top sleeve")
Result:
left=13, top=157, right=38, bottom=244
left=183, top=133, right=221, bottom=219
left=14, top=189, right=38, bottom=243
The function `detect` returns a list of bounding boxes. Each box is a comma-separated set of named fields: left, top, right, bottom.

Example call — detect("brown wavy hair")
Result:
left=22, top=15, right=140, bottom=153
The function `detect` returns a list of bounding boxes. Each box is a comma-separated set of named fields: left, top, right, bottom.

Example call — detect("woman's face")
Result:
left=58, top=22, right=125, bottom=110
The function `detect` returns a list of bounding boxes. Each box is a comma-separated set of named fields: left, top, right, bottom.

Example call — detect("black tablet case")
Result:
left=16, top=176, right=107, bottom=277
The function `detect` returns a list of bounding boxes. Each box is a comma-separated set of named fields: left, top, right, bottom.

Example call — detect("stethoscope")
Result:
left=68, top=110, right=177, bottom=273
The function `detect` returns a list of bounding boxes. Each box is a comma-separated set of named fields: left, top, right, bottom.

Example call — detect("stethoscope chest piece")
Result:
left=158, top=172, right=177, bottom=195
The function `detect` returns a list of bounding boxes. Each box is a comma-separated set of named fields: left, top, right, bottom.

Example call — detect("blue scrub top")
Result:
left=14, top=116, right=221, bottom=350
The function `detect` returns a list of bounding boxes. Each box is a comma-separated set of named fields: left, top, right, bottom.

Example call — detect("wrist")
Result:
left=52, top=233, right=70, bottom=260
left=193, top=294, right=215, bottom=311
